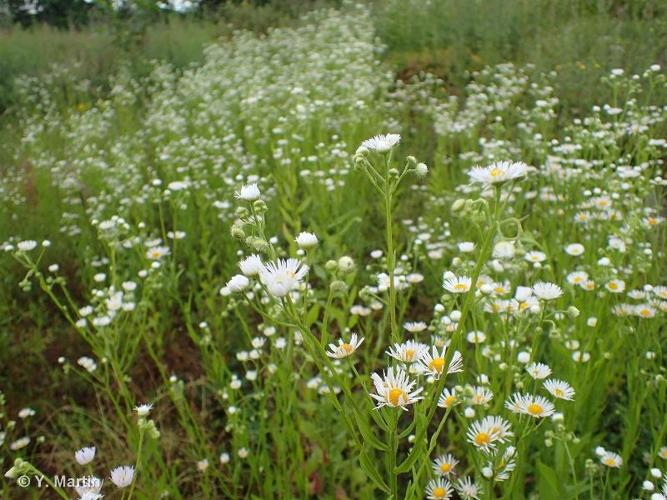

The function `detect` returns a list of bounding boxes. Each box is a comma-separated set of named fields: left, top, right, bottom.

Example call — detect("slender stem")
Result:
left=126, top=427, right=145, bottom=500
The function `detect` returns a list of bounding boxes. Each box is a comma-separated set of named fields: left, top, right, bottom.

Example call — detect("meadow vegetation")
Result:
left=0, top=1, right=666, bottom=499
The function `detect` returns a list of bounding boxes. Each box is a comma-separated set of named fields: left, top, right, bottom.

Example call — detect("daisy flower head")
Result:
left=146, top=245, right=170, bottom=261
left=425, top=478, right=454, bottom=499
left=605, top=279, right=626, bottom=293
left=505, top=393, right=555, bottom=418
left=433, top=453, right=459, bottom=476
left=386, top=340, right=428, bottom=364
left=438, top=387, right=461, bottom=409
left=259, top=258, right=309, bottom=298
left=467, top=161, right=529, bottom=185
left=526, top=362, right=552, bottom=379
left=416, top=345, right=463, bottom=379
left=403, top=321, right=427, bottom=333
left=543, top=379, right=575, bottom=400
left=600, top=450, right=623, bottom=468
left=524, top=251, right=546, bottom=263
left=466, top=416, right=513, bottom=452
left=532, top=282, right=563, bottom=300
left=75, top=476, right=103, bottom=499
left=326, top=333, right=364, bottom=359
left=239, top=254, right=264, bottom=276
left=359, top=133, right=401, bottom=153
left=443, top=273, right=472, bottom=294
left=110, top=465, right=134, bottom=488
left=295, top=231, right=318, bottom=249
left=565, top=243, right=585, bottom=256
left=235, top=183, right=261, bottom=201
left=469, top=386, right=494, bottom=406
left=566, top=271, right=589, bottom=287
left=17, top=240, right=38, bottom=252
left=370, top=366, right=423, bottom=410
left=75, top=446, right=96, bottom=465
left=456, top=476, right=482, bottom=499
left=225, top=274, right=250, bottom=293
left=134, top=403, right=153, bottom=416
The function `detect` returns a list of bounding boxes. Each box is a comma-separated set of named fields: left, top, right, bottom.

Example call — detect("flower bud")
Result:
left=415, top=162, right=428, bottom=176
left=452, top=199, right=466, bottom=211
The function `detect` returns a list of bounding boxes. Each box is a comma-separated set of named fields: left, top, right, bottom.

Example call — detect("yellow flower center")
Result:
left=495, top=287, right=505, bottom=294
left=404, top=349, right=415, bottom=361
left=443, top=395, right=457, bottom=407
left=554, top=389, right=564, bottom=397
left=527, top=403, right=544, bottom=416
left=440, top=463, right=452, bottom=473
left=519, top=301, right=529, bottom=311
left=429, top=357, right=445, bottom=373
left=432, top=487, right=447, bottom=498
left=639, top=308, right=651, bottom=317
left=573, top=277, right=582, bottom=283
left=474, top=432, right=491, bottom=446
left=453, top=283, right=467, bottom=291
left=387, top=388, right=406, bottom=407
left=604, top=458, right=616, bottom=466
left=609, top=282, right=618, bottom=290
left=647, top=217, right=657, bottom=225
left=340, top=343, right=354, bottom=354
left=489, top=167, right=503, bottom=178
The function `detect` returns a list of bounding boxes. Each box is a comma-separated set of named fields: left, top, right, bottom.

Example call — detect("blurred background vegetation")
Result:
left=1, top=0, right=666, bottom=119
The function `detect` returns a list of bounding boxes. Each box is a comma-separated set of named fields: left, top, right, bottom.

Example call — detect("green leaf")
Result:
left=536, top=461, right=562, bottom=500
left=359, top=449, right=390, bottom=493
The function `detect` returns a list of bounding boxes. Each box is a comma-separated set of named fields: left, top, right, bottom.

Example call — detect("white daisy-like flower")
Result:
left=505, top=393, right=555, bottom=418
left=225, top=274, right=250, bottom=293
left=403, top=321, right=427, bottom=333
left=75, top=476, right=103, bottom=499
left=466, top=416, right=513, bottom=452
left=134, top=403, right=153, bottom=416
left=239, top=254, right=264, bottom=276
left=532, top=282, right=563, bottom=300
left=599, top=450, right=623, bottom=468
left=458, top=242, right=475, bottom=253
left=433, top=453, right=459, bottom=476
left=467, top=161, right=529, bottom=185
left=386, top=340, right=428, bottom=363
left=326, top=333, right=364, bottom=359
left=18, top=408, right=35, bottom=418
left=359, top=133, right=401, bottom=153
left=605, top=279, right=625, bottom=293
left=416, top=345, right=463, bottom=379
left=145, top=245, right=170, bottom=260
left=259, top=258, right=309, bottom=298
left=566, top=271, right=589, bottom=286
left=235, top=183, right=261, bottom=201
left=456, top=476, right=482, bottom=499
left=75, top=446, right=96, bottom=465
left=425, top=477, right=454, bottom=499
left=635, top=304, right=656, bottom=318
left=295, top=231, right=318, bottom=249
left=493, top=241, right=515, bottom=259
left=564, top=243, right=585, bottom=256
left=524, top=251, right=546, bottom=263
left=469, top=386, right=494, bottom=406
left=370, top=366, right=423, bottom=410
left=543, top=379, right=575, bottom=400
left=438, top=387, right=461, bottom=409
left=10, top=436, right=30, bottom=450
left=110, top=465, right=135, bottom=488
left=466, top=331, right=486, bottom=344
left=526, top=362, right=552, bottom=379
left=17, top=240, right=38, bottom=252
left=443, top=273, right=472, bottom=294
